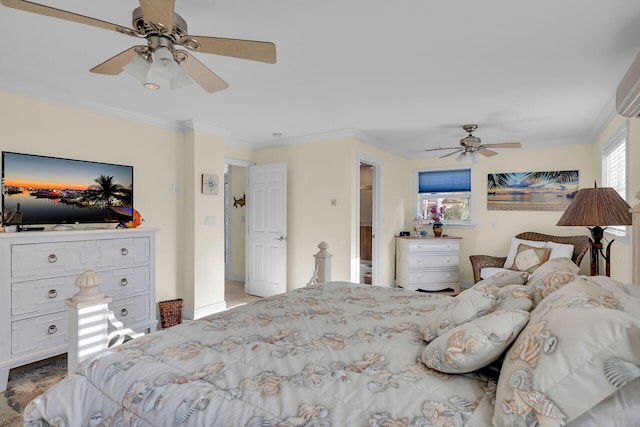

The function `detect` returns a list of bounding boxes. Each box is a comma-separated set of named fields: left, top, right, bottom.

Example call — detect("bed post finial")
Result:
left=308, top=241, right=332, bottom=285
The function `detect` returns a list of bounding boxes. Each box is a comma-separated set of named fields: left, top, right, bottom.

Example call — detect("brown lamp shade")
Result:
left=556, top=186, right=632, bottom=226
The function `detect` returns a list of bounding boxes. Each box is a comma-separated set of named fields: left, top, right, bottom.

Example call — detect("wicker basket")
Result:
left=158, top=298, right=183, bottom=328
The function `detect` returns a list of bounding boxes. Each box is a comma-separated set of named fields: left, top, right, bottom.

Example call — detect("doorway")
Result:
left=357, top=155, right=381, bottom=286
left=224, top=160, right=259, bottom=308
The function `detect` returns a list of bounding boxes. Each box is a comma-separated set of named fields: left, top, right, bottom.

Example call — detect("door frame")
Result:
left=356, top=153, right=383, bottom=285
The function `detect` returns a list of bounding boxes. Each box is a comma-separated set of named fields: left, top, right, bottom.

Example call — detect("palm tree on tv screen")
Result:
left=85, top=175, right=130, bottom=212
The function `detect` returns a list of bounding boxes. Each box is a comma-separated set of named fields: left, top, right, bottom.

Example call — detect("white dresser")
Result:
left=0, top=228, right=157, bottom=391
left=395, top=236, right=461, bottom=293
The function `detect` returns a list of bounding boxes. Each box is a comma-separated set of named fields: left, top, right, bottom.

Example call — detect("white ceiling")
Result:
left=1, top=0, right=640, bottom=158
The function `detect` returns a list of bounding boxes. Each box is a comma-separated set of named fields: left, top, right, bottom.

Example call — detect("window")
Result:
left=417, top=168, right=472, bottom=225
left=602, top=125, right=628, bottom=237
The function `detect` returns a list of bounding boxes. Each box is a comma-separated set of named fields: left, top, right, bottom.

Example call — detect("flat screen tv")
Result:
left=2, top=151, right=133, bottom=228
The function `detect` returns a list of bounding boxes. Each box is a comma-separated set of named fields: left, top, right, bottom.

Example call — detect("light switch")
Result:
left=331, top=199, right=337, bottom=206
left=205, top=216, right=216, bottom=226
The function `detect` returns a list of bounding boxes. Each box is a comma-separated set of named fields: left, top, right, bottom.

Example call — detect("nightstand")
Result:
left=395, top=236, right=461, bottom=294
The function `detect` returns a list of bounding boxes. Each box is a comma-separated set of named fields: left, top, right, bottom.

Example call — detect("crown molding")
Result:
left=0, top=76, right=183, bottom=131
left=249, top=127, right=407, bottom=158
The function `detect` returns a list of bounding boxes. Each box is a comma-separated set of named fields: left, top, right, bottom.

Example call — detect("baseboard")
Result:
left=183, top=301, right=228, bottom=320
left=225, top=273, right=245, bottom=282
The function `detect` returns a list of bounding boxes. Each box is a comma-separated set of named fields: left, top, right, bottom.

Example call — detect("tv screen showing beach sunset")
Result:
left=2, top=152, right=133, bottom=225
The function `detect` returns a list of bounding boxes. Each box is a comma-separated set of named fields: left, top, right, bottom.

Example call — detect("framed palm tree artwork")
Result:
left=487, top=170, right=579, bottom=211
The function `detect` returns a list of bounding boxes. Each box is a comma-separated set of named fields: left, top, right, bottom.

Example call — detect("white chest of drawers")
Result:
left=0, top=228, right=157, bottom=391
left=395, top=236, right=461, bottom=293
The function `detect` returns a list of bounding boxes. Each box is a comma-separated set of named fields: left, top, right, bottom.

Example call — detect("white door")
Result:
left=246, top=163, right=287, bottom=297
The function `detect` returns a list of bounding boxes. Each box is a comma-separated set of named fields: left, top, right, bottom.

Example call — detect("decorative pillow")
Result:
left=544, top=241, right=574, bottom=260
left=421, top=284, right=500, bottom=342
left=478, top=270, right=529, bottom=287
left=422, top=309, right=530, bottom=373
left=528, top=270, right=578, bottom=306
left=495, top=285, right=533, bottom=312
left=526, top=257, right=580, bottom=307
left=493, top=277, right=640, bottom=426
left=503, top=237, right=575, bottom=268
left=480, top=267, right=510, bottom=280
left=507, top=243, right=550, bottom=274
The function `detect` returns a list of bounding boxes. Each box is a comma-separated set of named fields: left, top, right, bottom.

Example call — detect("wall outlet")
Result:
left=205, top=216, right=216, bottom=226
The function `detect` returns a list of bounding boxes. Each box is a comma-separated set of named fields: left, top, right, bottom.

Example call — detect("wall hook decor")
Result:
left=233, top=194, right=246, bottom=208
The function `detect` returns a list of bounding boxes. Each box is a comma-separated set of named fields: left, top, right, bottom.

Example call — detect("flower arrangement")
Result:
left=429, top=206, right=445, bottom=225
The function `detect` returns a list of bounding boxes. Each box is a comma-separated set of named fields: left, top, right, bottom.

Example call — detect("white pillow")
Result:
left=503, top=237, right=574, bottom=268
left=544, top=241, right=574, bottom=259
left=480, top=267, right=511, bottom=280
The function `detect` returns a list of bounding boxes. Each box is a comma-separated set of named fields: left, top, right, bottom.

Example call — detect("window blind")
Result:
left=418, top=169, right=471, bottom=193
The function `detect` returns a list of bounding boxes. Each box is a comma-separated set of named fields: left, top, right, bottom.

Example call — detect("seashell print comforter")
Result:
left=24, top=282, right=497, bottom=426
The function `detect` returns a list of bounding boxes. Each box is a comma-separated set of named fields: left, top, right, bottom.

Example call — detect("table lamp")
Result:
left=556, top=183, right=632, bottom=276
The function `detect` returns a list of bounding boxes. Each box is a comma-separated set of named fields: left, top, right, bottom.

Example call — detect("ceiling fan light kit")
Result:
left=0, top=0, right=277, bottom=93
left=425, top=124, right=522, bottom=160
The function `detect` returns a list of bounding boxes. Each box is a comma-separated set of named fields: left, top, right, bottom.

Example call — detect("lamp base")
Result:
left=587, top=226, right=613, bottom=277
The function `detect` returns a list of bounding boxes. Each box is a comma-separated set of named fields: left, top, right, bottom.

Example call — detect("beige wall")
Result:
left=0, top=91, right=184, bottom=304
left=253, top=137, right=407, bottom=289
left=407, top=143, right=596, bottom=281
left=2, top=90, right=637, bottom=309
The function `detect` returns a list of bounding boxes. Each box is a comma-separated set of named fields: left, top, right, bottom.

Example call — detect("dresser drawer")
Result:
left=12, top=311, right=68, bottom=356
left=11, top=237, right=150, bottom=279
left=100, top=266, right=151, bottom=299
left=12, top=241, right=92, bottom=279
left=111, top=295, right=151, bottom=328
left=407, top=254, right=459, bottom=268
left=11, top=276, right=77, bottom=316
left=407, top=269, right=459, bottom=285
left=408, top=240, right=459, bottom=253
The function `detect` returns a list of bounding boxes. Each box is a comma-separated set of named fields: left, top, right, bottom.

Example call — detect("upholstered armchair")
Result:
left=469, top=231, right=590, bottom=283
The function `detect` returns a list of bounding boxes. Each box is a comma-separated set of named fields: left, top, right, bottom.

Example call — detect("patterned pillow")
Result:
left=503, top=238, right=575, bottom=269
left=507, top=243, right=550, bottom=274
left=422, top=310, right=530, bottom=374
left=493, top=277, right=640, bottom=426
left=495, top=285, right=533, bottom=312
left=526, top=257, right=580, bottom=306
left=421, top=284, right=500, bottom=342
left=479, top=270, right=529, bottom=287
left=528, top=270, right=578, bottom=306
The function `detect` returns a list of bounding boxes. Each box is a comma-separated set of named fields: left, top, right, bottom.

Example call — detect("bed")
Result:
left=24, top=257, right=640, bottom=426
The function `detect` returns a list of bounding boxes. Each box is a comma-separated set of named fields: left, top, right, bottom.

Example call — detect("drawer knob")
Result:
left=47, top=325, right=57, bottom=335
left=120, top=278, right=128, bottom=286
left=120, top=308, right=129, bottom=317
left=48, top=289, right=58, bottom=299
left=48, top=254, right=58, bottom=263
left=121, top=248, right=129, bottom=256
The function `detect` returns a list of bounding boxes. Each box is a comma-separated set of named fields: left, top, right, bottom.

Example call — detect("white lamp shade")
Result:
left=123, top=54, right=151, bottom=83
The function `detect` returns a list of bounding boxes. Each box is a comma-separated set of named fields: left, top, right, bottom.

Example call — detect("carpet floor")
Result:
left=0, top=354, right=67, bottom=427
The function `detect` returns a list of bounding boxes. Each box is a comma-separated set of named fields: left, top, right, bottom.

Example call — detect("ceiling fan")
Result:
left=425, top=124, right=522, bottom=159
left=0, top=0, right=277, bottom=93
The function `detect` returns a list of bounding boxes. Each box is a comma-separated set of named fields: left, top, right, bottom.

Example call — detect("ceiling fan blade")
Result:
left=482, top=142, right=522, bottom=148
left=90, top=46, right=145, bottom=75
left=180, top=35, right=277, bottom=63
left=478, top=148, right=499, bottom=157
left=0, top=0, right=135, bottom=34
left=139, top=0, right=175, bottom=33
left=440, top=149, right=463, bottom=158
left=179, top=52, right=229, bottom=93
left=424, top=146, right=460, bottom=152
